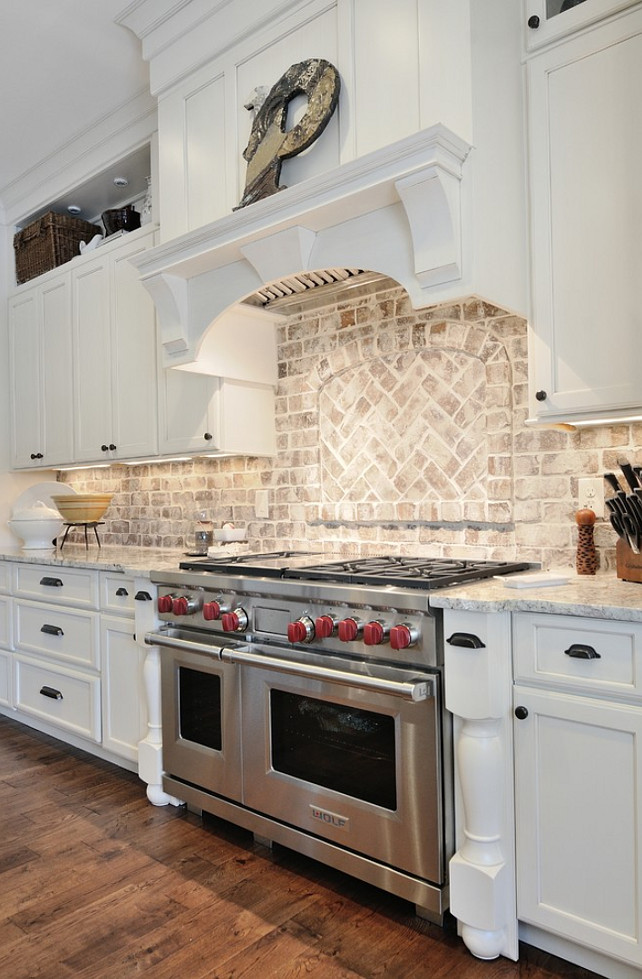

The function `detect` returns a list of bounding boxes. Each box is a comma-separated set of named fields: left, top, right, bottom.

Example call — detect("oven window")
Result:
left=270, top=690, right=396, bottom=810
left=178, top=667, right=222, bottom=751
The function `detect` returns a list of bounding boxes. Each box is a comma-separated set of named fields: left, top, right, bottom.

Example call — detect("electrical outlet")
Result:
left=255, top=489, right=269, bottom=519
left=578, top=477, right=604, bottom=518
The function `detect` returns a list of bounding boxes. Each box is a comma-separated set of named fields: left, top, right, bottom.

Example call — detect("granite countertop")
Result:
left=430, top=572, right=642, bottom=622
left=0, top=544, right=184, bottom=576
left=2, top=547, right=642, bottom=620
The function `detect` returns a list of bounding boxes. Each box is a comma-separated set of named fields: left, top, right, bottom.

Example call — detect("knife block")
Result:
left=616, top=537, right=642, bottom=583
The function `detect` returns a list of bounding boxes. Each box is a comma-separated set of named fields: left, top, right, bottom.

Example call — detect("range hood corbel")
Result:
left=130, top=124, right=472, bottom=374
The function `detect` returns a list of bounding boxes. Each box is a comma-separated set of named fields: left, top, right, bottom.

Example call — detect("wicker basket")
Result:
left=14, top=211, right=101, bottom=285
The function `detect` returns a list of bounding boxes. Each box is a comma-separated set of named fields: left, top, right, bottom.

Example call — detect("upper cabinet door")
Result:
left=9, top=274, right=74, bottom=469
left=110, top=231, right=158, bottom=460
left=526, top=7, right=642, bottom=423
left=72, top=255, right=112, bottom=463
left=73, top=228, right=158, bottom=464
left=524, top=0, right=637, bottom=51
left=9, top=288, right=43, bottom=468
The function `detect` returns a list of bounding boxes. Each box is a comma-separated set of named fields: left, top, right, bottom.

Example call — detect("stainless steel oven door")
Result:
left=155, top=628, right=243, bottom=802
left=229, top=643, right=444, bottom=885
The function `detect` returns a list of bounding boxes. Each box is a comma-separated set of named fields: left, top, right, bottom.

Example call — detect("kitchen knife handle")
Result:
left=604, top=472, right=623, bottom=493
left=618, top=459, right=640, bottom=492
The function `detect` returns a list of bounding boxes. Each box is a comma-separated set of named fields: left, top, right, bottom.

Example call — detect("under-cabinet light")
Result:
left=566, top=415, right=642, bottom=427
left=123, top=457, right=192, bottom=465
left=54, top=464, right=112, bottom=471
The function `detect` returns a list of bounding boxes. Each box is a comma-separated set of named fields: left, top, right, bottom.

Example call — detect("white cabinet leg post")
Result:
left=442, top=609, right=518, bottom=962
left=138, top=643, right=183, bottom=806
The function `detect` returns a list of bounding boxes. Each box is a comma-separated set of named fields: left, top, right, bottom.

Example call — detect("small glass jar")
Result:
left=194, top=509, right=214, bottom=554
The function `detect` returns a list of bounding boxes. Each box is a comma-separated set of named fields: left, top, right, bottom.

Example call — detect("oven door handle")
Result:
left=220, top=646, right=435, bottom=702
left=145, top=631, right=227, bottom=658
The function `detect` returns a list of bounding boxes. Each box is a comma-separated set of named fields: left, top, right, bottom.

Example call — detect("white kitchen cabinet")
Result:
left=158, top=370, right=276, bottom=457
left=12, top=563, right=102, bottom=743
left=513, top=612, right=642, bottom=973
left=100, top=572, right=147, bottom=763
left=523, top=0, right=637, bottom=51
left=73, top=227, right=159, bottom=463
left=526, top=5, right=642, bottom=424
left=1, top=561, right=152, bottom=771
left=8, top=272, right=74, bottom=468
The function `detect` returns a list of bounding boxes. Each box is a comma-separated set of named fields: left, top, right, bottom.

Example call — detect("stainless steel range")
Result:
left=146, top=553, right=528, bottom=922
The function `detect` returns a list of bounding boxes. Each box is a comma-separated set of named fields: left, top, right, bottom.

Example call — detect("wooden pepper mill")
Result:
left=576, top=508, right=597, bottom=575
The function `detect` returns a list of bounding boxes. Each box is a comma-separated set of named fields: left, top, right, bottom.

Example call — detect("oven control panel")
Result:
left=154, top=584, right=437, bottom=666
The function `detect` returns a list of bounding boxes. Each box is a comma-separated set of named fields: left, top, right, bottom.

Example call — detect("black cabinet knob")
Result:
left=515, top=706, right=529, bottom=720
left=203, top=432, right=213, bottom=441
left=101, top=444, right=109, bottom=452
left=30, top=452, right=37, bottom=460
left=109, top=443, right=116, bottom=451
left=535, top=390, right=547, bottom=401
left=527, top=14, right=540, bottom=28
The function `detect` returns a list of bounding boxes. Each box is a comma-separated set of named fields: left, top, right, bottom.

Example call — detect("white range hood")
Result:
left=131, top=124, right=472, bottom=379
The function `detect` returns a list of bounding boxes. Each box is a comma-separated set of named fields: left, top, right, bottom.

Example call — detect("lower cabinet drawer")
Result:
left=14, top=600, right=99, bottom=670
left=14, top=656, right=101, bottom=742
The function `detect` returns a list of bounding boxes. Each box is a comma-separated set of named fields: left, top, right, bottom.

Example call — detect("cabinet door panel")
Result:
left=528, top=12, right=642, bottom=420
left=515, top=685, right=642, bottom=964
left=73, top=260, right=112, bottom=462
left=158, top=367, right=220, bottom=455
left=41, top=276, right=74, bottom=465
left=9, top=289, right=42, bottom=467
left=101, top=615, right=147, bottom=761
left=111, top=234, right=158, bottom=459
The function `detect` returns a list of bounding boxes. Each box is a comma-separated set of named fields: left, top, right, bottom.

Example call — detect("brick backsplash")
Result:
left=60, top=283, right=639, bottom=570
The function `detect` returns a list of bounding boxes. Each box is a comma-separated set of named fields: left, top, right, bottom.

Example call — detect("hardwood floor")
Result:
left=0, top=715, right=601, bottom=979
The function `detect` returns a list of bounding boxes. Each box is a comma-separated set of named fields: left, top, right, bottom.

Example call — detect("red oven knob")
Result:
left=389, top=624, right=417, bottom=650
left=157, top=594, right=174, bottom=613
left=203, top=600, right=227, bottom=621
left=172, top=595, right=201, bottom=616
left=338, top=618, right=360, bottom=642
left=314, top=614, right=336, bottom=638
left=287, top=616, right=314, bottom=644
left=364, top=621, right=387, bottom=646
left=221, top=609, right=249, bottom=632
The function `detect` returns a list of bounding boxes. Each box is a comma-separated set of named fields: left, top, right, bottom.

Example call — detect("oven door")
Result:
left=156, top=628, right=243, bottom=802
left=229, top=643, right=444, bottom=885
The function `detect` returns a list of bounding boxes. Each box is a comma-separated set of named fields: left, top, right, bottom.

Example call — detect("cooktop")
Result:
left=179, top=552, right=530, bottom=590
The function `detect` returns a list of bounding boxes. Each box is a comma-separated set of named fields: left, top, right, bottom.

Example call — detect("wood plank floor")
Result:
left=0, top=715, right=602, bottom=979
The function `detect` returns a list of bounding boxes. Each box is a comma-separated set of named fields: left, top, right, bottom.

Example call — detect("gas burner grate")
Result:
left=284, top=557, right=530, bottom=590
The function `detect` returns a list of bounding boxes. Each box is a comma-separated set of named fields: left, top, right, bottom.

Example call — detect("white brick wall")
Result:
left=62, top=283, right=640, bottom=571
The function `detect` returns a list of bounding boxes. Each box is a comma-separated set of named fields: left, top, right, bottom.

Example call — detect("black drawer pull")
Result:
left=40, top=685, right=63, bottom=700
left=134, top=590, right=152, bottom=602
left=116, top=587, right=129, bottom=597
left=40, top=576, right=63, bottom=588
left=446, top=632, right=486, bottom=649
left=564, top=643, right=600, bottom=660
left=41, top=624, right=64, bottom=637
